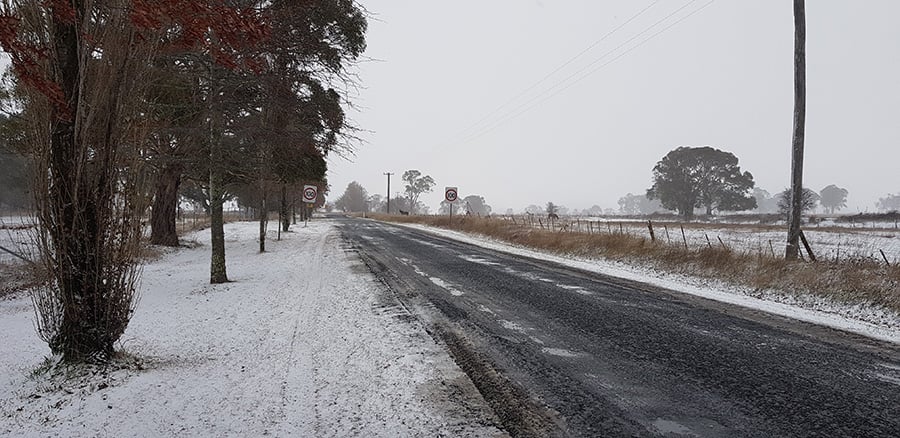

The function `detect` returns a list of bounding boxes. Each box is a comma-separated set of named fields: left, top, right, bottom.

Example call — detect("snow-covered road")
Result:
left=0, top=220, right=502, bottom=437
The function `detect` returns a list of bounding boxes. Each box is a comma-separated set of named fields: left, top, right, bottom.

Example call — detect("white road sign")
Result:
left=445, top=187, right=458, bottom=203
left=302, top=185, right=318, bottom=203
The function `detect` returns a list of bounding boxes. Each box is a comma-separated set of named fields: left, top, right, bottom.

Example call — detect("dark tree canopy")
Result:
left=546, top=202, right=559, bottom=216
left=819, top=184, right=848, bottom=214
left=646, top=146, right=756, bottom=220
left=777, top=187, right=819, bottom=218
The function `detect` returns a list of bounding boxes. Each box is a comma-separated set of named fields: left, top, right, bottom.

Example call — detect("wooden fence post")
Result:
left=717, top=236, right=728, bottom=251
left=798, top=230, right=816, bottom=262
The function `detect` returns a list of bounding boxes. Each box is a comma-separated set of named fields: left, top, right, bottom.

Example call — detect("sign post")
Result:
left=445, top=187, right=458, bottom=226
left=302, top=185, right=318, bottom=227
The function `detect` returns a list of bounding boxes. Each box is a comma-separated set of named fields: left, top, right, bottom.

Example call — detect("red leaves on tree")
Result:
left=0, top=12, right=69, bottom=117
left=0, top=1, right=270, bottom=117
left=130, top=0, right=270, bottom=72
left=45, top=0, right=77, bottom=24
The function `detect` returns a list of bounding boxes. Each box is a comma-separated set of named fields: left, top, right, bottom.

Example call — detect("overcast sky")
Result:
left=329, top=0, right=900, bottom=214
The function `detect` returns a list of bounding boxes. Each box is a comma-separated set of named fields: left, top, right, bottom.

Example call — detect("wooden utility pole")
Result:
left=384, top=172, right=394, bottom=214
left=786, top=0, right=806, bottom=260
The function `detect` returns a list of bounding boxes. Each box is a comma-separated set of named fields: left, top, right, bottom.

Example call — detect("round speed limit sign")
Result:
left=302, top=185, right=318, bottom=203
left=445, top=187, right=458, bottom=203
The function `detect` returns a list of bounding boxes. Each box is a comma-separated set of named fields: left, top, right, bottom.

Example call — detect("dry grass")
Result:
left=373, top=214, right=900, bottom=314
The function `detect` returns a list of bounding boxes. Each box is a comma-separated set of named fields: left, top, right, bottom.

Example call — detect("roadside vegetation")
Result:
left=372, top=214, right=900, bottom=315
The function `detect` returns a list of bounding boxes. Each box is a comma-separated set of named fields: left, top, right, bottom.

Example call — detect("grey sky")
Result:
left=330, top=0, right=899, bottom=214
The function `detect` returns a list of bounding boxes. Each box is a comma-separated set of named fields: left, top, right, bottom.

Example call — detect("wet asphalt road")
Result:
left=336, top=217, right=900, bottom=438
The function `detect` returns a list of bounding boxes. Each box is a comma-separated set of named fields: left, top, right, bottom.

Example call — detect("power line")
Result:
left=456, top=0, right=702, bottom=144
left=452, top=0, right=716, bottom=146
left=450, top=0, right=662, bottom=141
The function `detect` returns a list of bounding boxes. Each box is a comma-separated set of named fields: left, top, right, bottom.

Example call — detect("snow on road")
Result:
left=393, top=222, right=900, bottom=345
left=0, top=220, right=501, bottom=437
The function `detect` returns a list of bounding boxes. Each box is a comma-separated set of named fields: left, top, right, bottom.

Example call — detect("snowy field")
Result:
left=0, top=220, right=501, bottom=437
left=505, top=216, right=900, bottom=264
left=0, top=216, right=34, bottom=265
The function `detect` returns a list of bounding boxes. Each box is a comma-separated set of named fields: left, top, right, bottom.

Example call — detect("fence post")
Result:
left=647, top=220, right=656, bottom=242
left=798, top=230, right=817, bottom=262
left=680, top=225, right=688, bottom=249
left=717, top=236, right=728, bottom=251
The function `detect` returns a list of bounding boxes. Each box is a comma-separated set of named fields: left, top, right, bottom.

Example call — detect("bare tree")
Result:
left=0, top=0, right=159, bottom=361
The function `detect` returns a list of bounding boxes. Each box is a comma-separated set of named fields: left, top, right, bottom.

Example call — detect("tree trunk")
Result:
left=786, top=0, right=806, bottom=260
left=41, top=0, right=134, bottom=361
left=258, top=188, right=267, bottom=253
left=209, top=173, right=228, bottom=283
left=680, top=203, right=694, bottom=221
left=150, top=165, right=182, bottom=246
left=47, top=3, right=116, bottom=361
left=209, top=103, right=228, bottom=283
left=281, top=184, right=290, bottom=232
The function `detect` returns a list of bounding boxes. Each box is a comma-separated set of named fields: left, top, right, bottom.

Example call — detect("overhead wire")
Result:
left=450, top=0, right=662, bottom=140
left=454, top=0, right=702, bottom=145
left=450, top=0, right=717, bottom=146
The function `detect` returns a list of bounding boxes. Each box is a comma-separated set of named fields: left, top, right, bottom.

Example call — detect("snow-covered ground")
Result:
left=394, top=222, right=900, bottom=345
left=0, top=216, right=34, bottom=265
left=0, top=220, right=501, bottom=437
left=508, top=217, right=900, bottom=263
